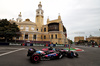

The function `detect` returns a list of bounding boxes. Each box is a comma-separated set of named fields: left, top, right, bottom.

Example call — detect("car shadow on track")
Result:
left=26, top=56, right=80, bottom=64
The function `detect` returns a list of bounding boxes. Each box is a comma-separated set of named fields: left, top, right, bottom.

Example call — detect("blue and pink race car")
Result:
left=27, top=47, right=79, bottom=63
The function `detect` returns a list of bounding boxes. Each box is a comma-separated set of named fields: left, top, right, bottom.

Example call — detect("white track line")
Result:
left=0, top=48, right=25, bottom=57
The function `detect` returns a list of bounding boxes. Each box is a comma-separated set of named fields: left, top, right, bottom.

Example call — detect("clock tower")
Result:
left=35, top=2, right=44, bottom=32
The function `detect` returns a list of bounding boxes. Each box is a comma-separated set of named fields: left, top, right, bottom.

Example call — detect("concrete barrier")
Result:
left=33, top=44, right=44, bottom=46
left=56, top=44, right=64, bottom=47
left=0, top=43, right=9, bottom=45
left=8, top=43, right=66, bottom=47
left=9, top=43, right=21, bottom=46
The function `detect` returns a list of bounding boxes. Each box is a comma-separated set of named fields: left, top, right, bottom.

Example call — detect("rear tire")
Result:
left=30, top=54, right=40, bottom=63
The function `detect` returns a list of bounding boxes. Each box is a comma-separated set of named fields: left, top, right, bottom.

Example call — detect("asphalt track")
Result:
left=0, top=46, right=100, bottom=66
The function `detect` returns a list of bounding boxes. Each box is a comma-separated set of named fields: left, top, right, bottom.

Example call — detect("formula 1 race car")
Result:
left=27, top=47, right=78, bottom=63
left=42, top=47, right=78, bottom=58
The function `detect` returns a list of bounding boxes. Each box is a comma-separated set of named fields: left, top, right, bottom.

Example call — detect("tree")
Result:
left=0, top=19, right=21, bottom=42
left=69, top=40, right=73, bottom=44
left=67, top=39, right=73, bottom=44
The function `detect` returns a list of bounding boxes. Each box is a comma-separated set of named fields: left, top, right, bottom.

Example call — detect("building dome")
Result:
left=25, top=19, right=30, bottom=21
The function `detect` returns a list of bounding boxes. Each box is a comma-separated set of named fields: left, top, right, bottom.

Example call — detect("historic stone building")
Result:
left=10, top=2, right=67, bottom=44
left=74, top=36, right=84, bottom=43
left=86, top=36, right=100, bottom=45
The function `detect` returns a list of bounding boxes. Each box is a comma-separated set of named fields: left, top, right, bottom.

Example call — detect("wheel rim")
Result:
left=34, top=56, right=39, bottom=61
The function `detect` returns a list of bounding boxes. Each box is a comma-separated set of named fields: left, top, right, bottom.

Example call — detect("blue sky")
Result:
left=0, top=0, right=100, bottom=41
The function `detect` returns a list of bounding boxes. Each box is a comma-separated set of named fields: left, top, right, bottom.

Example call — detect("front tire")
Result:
left=74, top=52, right=78, bottom=57
left=67, top=51, right=74, bottom=58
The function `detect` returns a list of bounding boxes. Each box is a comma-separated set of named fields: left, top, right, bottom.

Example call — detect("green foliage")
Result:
left=70, top=40, right=73, bottom=44
left=67, top=39, right=73, bottom=44
left=0, top=19, right=21, bottom=41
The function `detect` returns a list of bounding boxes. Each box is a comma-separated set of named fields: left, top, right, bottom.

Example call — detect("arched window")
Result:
left=44, top=35, right=46, bottom=39
left=55, top=34, right=57, bottom=39
left=44, top=28, right=46, bottom=32
left=37, top=28, right=38, bottom=31
left=25, top=34, right=28, bottom=39
left=51, top=35, right=53, bottom=39
left=41, top=29, right=42, bottom=32
left=33, top=35, right=36, bottom=39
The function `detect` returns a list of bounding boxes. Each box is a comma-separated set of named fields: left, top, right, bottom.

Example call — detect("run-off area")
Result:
left=0, top=47, right=25, bottom=56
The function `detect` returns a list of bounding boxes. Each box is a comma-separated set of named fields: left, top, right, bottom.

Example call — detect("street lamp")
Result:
left=67, top=37, right=70, bottom=51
